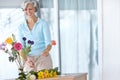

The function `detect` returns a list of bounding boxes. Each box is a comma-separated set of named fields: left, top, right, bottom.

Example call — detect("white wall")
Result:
left=102, top=0, right=120, bottom=80
left=0, top=0, right=23, bottom=8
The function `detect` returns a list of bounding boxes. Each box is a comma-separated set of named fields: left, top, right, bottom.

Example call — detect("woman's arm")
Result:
left=42, top=44, right=52, bottom=56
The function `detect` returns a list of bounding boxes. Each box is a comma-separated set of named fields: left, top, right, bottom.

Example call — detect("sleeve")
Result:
left=43, top=22, right=51, bottom=47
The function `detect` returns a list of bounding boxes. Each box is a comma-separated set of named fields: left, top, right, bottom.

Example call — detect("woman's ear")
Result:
left=35, top=7, right=37, bottom=12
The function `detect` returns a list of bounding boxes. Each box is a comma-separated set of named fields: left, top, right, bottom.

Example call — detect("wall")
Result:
left=0, top=0, right=23, bottom=8
left=102, top=0, right=120, bottom=80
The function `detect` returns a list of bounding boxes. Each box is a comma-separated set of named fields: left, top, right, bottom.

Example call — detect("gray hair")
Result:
left=21, top=0, right=40, bottom=12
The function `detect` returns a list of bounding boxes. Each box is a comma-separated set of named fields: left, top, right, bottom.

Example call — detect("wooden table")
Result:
left=39, top=73, right=87, bottom=80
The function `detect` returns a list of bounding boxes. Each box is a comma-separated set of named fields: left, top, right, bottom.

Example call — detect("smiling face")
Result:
left=24, top=3, right=36, bottom=18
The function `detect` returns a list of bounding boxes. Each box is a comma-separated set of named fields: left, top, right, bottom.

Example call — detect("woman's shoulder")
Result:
left=18, top=21, right=27, bottom=28
left=38, top=18, right=48, bottom=24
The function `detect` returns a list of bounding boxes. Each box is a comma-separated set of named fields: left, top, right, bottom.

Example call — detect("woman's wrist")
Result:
left=44, top=49, right=49, bottom=53
left=42, top=44, right=52, bottom=56
left=46, top=44, right=52, bottom=51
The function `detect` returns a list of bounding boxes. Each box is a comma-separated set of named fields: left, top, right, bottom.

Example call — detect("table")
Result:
left=8, top=73, right=87, bottom=80
left=39, top=73, right=87, bottom=80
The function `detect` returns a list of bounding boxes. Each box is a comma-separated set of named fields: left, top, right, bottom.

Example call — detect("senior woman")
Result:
left=17, top=0, right=53, bottom=72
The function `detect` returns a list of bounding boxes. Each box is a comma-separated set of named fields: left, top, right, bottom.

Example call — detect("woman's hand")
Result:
left=42, top=50, right=49, bottom=57
left=42, top=44, right=52, bottom=57
left=26, top=58, right=35, bottom=68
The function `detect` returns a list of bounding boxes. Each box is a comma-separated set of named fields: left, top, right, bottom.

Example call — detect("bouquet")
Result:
left=25, top=67, right=60, bottom=80
left=0, top=34, right=34, bottom=76
left=19, top=36, right=34, bottom=61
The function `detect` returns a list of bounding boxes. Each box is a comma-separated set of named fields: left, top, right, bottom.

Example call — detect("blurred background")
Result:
left=1, top=0, right=119, bottom=80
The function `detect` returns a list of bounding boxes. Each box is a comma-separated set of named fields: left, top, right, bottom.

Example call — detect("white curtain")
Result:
left=39, top=0, right=60, bottom=68
left=39, top=0, right=99, bottom=80
left=58, top=0, right=99, bottom=80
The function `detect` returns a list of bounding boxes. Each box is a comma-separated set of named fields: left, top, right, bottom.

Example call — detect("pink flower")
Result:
left=13, top=42, right=22, bottom=51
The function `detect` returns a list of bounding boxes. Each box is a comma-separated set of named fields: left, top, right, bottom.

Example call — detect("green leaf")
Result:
left=22, top=46, right=31, bottom=55
left=23, top=41, right=26, bottom=48
left=9, top=56, right=15, bottom=62
left=11, top=48, right=18, bottom=58
left=26, top=46, right=31, bottom=53
left=54, top=67, right=58, bottom=71
left=12, top=34, right=16, bottom=42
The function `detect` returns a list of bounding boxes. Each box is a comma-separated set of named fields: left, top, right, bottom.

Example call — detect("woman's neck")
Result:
left=27, top=16, right=38, bottom=23
left=26, top=16, right=38, bottom=30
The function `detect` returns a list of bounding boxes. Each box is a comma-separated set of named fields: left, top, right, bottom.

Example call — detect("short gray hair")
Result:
left=21, top=0, right=40, bottom=12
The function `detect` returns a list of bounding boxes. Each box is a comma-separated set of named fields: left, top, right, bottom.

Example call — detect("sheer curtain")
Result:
left=39, top=0, right=99, bottom=80
left=39, top=0, right=60, bottom=69
left=58, top=0, right=98, bottom=80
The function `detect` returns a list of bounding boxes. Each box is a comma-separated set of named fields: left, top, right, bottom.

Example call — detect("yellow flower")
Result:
left=53, top=71, right=58, bottom=77
left=44, top=69, right=49, bottom=78
left=5, top=37, right=13, bottom=44
left=49, top=71, right=53, bottom=77
left=38, top=71, right=44, bottom=79
left=37, top=68, right=59, bottom=79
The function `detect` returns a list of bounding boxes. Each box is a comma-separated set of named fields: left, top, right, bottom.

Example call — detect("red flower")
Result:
left=13, top=42, right=22, bottom=51
left=51, top=40, right=56, bottom=45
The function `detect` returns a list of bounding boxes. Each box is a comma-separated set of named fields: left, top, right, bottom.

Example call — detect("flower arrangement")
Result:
left=24, top=67, right=60, bottom=80
left=0, top=34, right=60, bottom=80
left=0, top=34, right=34, bottom=79
left=0, top=34, right=34, bottom=68
left=20, top=37, right=34, bottom=61
left=17, top=67, right=60, bottom=80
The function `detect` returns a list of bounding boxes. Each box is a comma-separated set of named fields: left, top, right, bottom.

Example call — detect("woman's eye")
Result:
left=24, top=9, right=27, bottom=11
left=29, top=9, right=32, bottom=10
left=24, top=9, right=33, bottom=11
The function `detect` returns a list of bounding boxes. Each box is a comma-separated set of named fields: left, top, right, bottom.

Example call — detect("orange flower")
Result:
left=51, top=40, right=56, bottom=45
left=5, top=37, right=13, bottom=44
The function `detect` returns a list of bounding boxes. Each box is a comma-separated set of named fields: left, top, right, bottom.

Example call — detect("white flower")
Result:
left=30, top=74, right=36, bottom=80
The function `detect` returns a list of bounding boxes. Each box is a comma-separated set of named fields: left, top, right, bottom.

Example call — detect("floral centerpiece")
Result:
left=25, top=67, right=60, bottom=80
left=0, top=34, right=34, bottom=79
left=0, top=34, right=30, bottom=67
left=0, top=34, right=60, bottom=80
